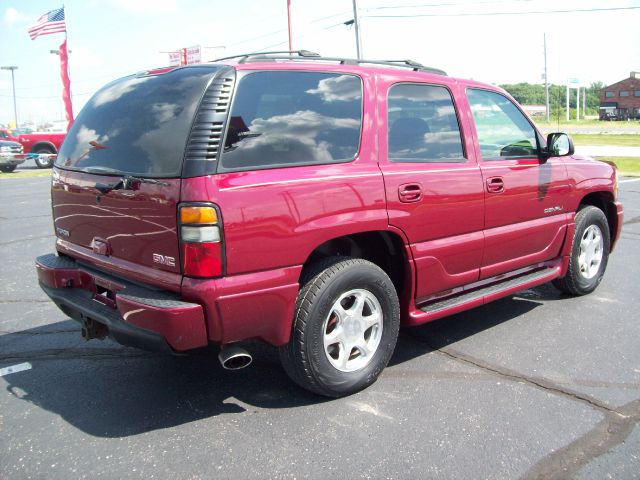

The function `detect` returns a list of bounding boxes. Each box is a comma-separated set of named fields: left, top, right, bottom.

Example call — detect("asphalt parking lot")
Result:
left=1, top=176, right=639, bottom=480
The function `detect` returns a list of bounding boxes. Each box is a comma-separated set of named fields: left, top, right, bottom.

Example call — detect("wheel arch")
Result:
left=30, top=141, right=57, bottom=154
left=578, top=191, right=617, bottom=246
left=300, top=230, right=411, bottom=299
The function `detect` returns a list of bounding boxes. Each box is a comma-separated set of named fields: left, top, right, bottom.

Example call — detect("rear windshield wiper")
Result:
left=94, top=175, right=170, bottom=194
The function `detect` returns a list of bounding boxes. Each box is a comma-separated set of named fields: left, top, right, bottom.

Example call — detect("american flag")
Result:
left=27, top=7, right=66, bottom=40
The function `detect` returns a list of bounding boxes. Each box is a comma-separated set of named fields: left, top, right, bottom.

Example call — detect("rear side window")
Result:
left=387, top=83, right=465, bottom=163
left=219, top=71, right=362, bottom=172
left=56, top=67, right=218, bottom=177
left=467, top=88, right=538, bottom=160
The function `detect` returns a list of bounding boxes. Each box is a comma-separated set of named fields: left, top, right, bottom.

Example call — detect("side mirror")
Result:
left=542, top=132, right=574, bottom=159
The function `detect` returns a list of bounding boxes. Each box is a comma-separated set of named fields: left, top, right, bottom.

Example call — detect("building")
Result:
left=599, top=72, right=640, bottom=120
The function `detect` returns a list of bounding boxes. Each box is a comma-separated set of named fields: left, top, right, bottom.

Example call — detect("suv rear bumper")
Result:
left=36, top=254, right=208, bottom=352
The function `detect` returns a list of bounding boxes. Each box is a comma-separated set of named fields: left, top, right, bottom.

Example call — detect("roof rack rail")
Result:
left=212, top=50, right=320, bottom=64
left=210, top=51, right=447, bottom=76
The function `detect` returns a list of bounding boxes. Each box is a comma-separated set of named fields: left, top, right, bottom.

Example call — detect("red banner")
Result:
left=59, top=39, right=73, bottom=131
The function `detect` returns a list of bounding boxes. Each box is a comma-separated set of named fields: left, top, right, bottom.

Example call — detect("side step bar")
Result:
left=406, top=263, right=562, bottom=327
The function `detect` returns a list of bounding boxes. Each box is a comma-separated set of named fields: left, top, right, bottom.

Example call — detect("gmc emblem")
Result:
left=153, top=253, right=176, bottom=267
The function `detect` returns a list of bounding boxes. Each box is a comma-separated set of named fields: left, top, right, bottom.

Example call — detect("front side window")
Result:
left=467, top=88, right=538, bottom=161
left=219, top=71, right=362, bottom=172
left=387, top=83, right=465, bottom=163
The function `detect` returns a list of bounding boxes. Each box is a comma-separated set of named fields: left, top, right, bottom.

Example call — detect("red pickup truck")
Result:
left=35, top=52, right=623, bottom=397
left=0, top=128, right=65, bottom=168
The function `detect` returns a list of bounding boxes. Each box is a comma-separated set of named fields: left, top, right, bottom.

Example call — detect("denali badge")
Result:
left=153, top=254, right=176, bottom=267
left=544, top=206, right=564, bottom=214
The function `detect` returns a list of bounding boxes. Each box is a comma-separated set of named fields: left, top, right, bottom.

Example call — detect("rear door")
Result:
left=52, top=66, right=220, bottom=287
left=465, top=88, right=569, bottom=279
left=377, top=75, right=485, bottom=303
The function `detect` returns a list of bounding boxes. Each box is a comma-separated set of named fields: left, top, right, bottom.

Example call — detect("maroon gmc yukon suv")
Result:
left=36, top=51, right=623, bottom=397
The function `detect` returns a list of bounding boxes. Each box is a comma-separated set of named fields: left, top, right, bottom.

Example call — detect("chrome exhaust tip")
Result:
left=218, top=345, right=253, bottom=370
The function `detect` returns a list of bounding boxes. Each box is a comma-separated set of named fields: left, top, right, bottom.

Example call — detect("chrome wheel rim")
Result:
left=578, top=224, right=604, bottom=279
left=322, top=289, right=383, bottom=372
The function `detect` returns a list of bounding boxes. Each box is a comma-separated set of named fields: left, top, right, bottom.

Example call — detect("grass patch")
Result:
left=571, top=134, right=640, bottom=147
left=535, top=119, right=640, bottom=130
left=595, top=157, right=640, bottom=177
left=0, top=169, right=52, bottom=180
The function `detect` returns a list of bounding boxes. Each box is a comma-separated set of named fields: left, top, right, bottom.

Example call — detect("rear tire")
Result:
left=33, top=147, right=55, bottom=169
left=553, top=206, right=610, bottom=296
left=280, top=257, right=400, bottom=397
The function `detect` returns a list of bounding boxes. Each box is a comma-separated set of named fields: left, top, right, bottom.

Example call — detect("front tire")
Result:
left=280, top=258, right=400, bottom=397
left=553, top=206, right=610, bottom=296
left=0, top=165, right=17, bottom=173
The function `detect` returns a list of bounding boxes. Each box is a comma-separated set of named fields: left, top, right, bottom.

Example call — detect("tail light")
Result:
left=179, top=204, right=224, bottom=278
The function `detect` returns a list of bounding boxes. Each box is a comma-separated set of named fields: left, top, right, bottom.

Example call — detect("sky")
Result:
left=1, top=0, right=639, bottom=127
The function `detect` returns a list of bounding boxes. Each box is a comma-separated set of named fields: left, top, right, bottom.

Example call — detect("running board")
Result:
left=405, top=264, right=562, bottom=326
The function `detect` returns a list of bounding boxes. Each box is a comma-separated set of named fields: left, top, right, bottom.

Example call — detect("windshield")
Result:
left=56, top=66, right=219, bottom=177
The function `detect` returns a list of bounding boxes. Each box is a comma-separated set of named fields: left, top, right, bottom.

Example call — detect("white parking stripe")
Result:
left=620, top=178, right=640, bottom=184
left=0, top=362, right=33, bottom=377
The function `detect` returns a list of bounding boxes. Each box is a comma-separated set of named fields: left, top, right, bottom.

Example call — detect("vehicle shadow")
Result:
left=1, top=285, right=554, bottom=438
left=1, top=321, right=323, bottom=438
left=389, top=286, right=553, bottom=365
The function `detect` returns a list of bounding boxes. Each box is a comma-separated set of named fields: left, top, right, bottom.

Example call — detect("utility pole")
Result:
left=287, top=0, right=293, bottom=51
left=544, top=33, right=549, bottom=122
left=566, top=83, right=570, bottom=122
left=352, top=0, right=362, bottom=59
left=1, top=66, right=18, bottom=128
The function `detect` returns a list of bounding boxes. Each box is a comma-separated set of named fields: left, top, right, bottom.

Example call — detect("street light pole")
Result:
left=1, top=66, right=19, bottom=128
left=544, top=33, right=549, bottom=122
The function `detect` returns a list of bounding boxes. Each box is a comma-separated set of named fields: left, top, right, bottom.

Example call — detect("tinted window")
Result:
left=219, top=72, right=362, bottom=172
left=56, top=67, right=218, bottom=177
left=387, top=84, right=465, bottom=163
left=467, top=88, right=538, bottom=160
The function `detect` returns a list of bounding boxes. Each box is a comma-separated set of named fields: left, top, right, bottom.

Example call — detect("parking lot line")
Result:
left=0, top=362, right=33, bottom=377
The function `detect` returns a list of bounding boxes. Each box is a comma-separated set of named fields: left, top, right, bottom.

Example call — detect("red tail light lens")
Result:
left=182, top=242, right=222, bottom=278
left=179, top=204, right=224, bottom=278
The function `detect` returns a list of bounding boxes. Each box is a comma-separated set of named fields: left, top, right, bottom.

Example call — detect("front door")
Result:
left=465, top=88, right=569, bottom=279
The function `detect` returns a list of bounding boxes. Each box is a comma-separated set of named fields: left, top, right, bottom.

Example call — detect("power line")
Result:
left=363, top=6, right=640, bottom=18
left=225, top=10, right=352, bottom=49
left=365, top=0, right=538, bottom=10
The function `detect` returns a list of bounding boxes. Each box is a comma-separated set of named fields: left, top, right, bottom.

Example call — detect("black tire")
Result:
left=553, top=206, right=610, bottom=296
left=280, top=257, right=400, bottom=397
left=33, top=147, right=55, bottom=169
left=0, top=165, right=17, bottom=173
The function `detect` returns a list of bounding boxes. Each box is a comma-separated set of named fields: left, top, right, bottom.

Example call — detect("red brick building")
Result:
left=599, top=72, right=640, bottom=120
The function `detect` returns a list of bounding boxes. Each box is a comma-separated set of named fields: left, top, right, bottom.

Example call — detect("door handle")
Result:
left=398, top=183, right=423, bottom=203
left=486, top=176, right=504, bottom=194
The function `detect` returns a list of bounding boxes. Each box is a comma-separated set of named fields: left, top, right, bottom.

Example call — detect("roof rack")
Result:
left=210, top=51, right=447, bottom=76
left=212, top=50, right=321, bottom=64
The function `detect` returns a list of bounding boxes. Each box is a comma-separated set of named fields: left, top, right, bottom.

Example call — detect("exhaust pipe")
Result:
left=218, top=345, right=252, bottom=370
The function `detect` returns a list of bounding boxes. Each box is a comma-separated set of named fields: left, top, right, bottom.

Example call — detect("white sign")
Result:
left=168, top=51, right=182, bottom=66
left=185, top=45, right=201, bottom=65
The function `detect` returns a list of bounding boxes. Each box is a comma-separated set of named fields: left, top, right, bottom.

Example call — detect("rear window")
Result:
left=56, top=67, right=219, bottom=177
left=219, top=71, right=362, bottom=172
